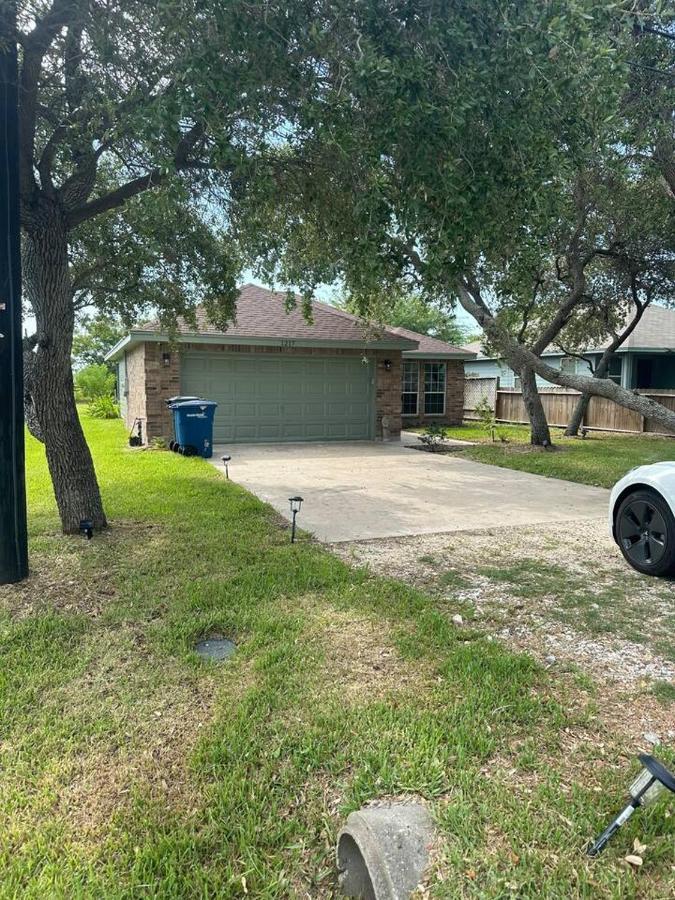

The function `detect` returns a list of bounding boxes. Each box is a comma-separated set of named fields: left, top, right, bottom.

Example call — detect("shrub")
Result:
left=75, top=364, right=116, bottom=402
left=87, top=395, right=120, bottom=419
left=419, top=422, right=448, bottom=452
left=474, top=396, right=497, bottom=442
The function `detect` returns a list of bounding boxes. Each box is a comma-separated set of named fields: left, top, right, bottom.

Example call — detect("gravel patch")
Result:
left=332, top=519, right=675, bottom=687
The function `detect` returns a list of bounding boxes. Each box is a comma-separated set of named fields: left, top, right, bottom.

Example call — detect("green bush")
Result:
left=419, top=422, right=448, bottom=452
left=74, top=364, right=115, bottom=402
left=87, top=395, right=120, bottom=419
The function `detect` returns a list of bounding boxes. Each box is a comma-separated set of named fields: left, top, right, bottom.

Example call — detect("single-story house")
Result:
left=106, top=284, right=476, bottom=445
left=464, top=304, right=675, bottom=391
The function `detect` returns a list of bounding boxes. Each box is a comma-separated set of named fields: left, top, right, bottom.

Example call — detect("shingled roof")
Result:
left=466, top=304, right=675, bottom=359
left=137, top=284, right=414, bottom=347
left=387, top=324, right=475, bottom=358
left=108, top=284, right=476, bottom=359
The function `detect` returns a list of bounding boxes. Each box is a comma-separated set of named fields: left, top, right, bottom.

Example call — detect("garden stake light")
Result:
left=587, top=754, right=675, bottom=857
left=79, top=519, right=94, bottom=540
left=221, top=454, right=231, bottom=479
left=289, top=496, right=303, bottom=543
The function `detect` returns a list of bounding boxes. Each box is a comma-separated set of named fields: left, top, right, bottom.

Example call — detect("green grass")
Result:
left=426, top=424, right=675, bottom=489
left=0, top=418, right=673, bottom=897
left=651, top=680, right=675, bottom=706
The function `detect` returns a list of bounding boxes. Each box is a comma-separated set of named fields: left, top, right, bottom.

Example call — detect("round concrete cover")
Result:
left=194, top=638, right=236, bottom=661
left=336, top=802, right=434, bottom=899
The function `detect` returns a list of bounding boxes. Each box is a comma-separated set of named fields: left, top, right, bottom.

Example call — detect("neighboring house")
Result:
left=106, top=284, right=476, bottom=445
left=464, top=304, right=675, bottom=391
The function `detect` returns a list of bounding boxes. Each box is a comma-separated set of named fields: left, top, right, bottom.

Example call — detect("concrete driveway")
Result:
left=210, top=438, right=609, bottom=543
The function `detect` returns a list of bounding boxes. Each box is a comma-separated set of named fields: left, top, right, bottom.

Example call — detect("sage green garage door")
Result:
left=181, top=353, right=374, bottom=443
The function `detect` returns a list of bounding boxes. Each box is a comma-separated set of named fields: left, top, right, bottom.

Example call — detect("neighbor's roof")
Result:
left=106, top=284, right=476, bottom=360
left=466, top=304, right=675, bottom=360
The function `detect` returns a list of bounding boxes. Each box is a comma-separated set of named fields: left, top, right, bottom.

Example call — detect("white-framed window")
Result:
left=560, top=356, right=576, bottom=375
left=424, top=362, right=446, bottom=414
left=401, top=360, right=419, bottom=415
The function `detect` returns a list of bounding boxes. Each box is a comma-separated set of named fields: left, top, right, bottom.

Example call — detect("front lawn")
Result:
left=430, top=424, right=675, bottom=489
left=1, top=418, right=673, bottom=897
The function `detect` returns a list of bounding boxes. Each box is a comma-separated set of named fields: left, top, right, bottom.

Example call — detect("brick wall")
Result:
left=401, top=358, right=465, bottom=428
left=137, top=341, right=404, bottom=443
left=144, top=342, right=181, bottom=441
left=123, top=343, right=146, bottom=435
left=374, top=350, right=402, bottom=441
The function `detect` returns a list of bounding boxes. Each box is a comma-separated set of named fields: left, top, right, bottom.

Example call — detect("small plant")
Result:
left=419, top=422, right=448, bottom=452
left=87, top=395, right=120, bottom=419
left=474, top=396, right=498, bottom=442
left=149, top=436, right=168, bottom=450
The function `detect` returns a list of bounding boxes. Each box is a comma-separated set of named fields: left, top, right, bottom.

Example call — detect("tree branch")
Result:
left=455, top=275, right=675, bottom=430
left=18, top=0, right=83, bottom=199
left=66, top=122, right=209, bottom=227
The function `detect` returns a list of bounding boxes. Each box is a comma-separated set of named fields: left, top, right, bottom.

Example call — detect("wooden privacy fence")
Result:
left=464, top=376, right=675, bottom=436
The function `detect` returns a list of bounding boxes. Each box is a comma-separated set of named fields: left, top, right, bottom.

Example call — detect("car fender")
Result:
left=609, top=461, right=675, bottom=540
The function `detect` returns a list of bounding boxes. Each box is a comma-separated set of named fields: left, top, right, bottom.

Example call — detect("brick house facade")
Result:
left=111, top=285, right=474, bottom=446
left=122, top=342, right=407, bottom=443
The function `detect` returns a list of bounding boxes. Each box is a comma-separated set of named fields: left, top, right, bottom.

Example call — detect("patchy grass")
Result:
left=1, top=419, right=673, bottom=897
left=651, top=681, right=675, bottom=706
left=424, top=424, right=675, bottom=489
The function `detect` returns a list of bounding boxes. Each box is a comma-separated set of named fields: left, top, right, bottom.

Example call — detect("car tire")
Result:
left=615, top=488, right=675, bottom=577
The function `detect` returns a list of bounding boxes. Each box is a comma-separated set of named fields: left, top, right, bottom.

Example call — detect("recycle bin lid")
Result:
left=166, top=394, right=202, bottom=405
left=169, top=398, right=218, bottom=409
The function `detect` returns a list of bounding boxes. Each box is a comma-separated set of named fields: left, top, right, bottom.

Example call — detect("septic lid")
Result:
left=194, top=637, right=236, bottom=661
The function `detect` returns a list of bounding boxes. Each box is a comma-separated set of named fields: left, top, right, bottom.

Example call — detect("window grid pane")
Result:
left=402, top=393, right=418, bottom=415
left=424, top=362, right=446, bottom=414
left=401, top=361, right=419, bottom=415
left=402, top=361, right=419, bottom=392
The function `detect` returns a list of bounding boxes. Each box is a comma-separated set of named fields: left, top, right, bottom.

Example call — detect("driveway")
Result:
left=210, top=436, right=609, bottom=542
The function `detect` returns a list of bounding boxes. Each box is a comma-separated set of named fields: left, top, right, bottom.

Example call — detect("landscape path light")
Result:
left=221, top=454, right=231, bottom=479
left=587, top=754, right=675, bottom=857
left=289, top=496, right=303, bottom=543
left=79, top=518, right=93, bottom=540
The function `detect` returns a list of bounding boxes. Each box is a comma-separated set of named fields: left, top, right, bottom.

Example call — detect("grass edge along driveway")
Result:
left=424, top=424, right=675, bottom=489
left=0, top=417, right=673, bottom=898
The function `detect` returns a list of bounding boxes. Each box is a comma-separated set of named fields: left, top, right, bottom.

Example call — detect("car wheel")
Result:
left=616, top=489, right=675, bottom=577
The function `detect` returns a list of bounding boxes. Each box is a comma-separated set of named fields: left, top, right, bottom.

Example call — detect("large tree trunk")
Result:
left=519, top=366, right=552, bottom=446
left=22, top=335, right=44, bottom=443
left=565, top=393, right=590, bottom=437
left=23, top=209, right=107, bottom=533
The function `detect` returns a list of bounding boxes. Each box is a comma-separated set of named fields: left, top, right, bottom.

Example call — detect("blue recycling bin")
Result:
left=169, top=399, right=218, bottom=458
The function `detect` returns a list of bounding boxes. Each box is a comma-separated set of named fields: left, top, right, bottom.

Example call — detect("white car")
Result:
left=610, top=463, right=675, bottom=577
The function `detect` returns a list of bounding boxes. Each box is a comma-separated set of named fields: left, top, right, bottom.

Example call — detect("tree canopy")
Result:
left=338, top=290, right=465, bottom=344
left=235, top=0, right=675, bottom=431
left=72, top=315, right=125, bottom=370
left=15, top=0, right=315, bottom=531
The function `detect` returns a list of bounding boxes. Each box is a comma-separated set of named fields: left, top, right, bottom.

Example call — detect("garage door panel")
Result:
left=181, top=352, right=373, bottom=443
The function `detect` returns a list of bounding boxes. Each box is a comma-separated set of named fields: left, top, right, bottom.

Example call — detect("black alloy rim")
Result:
left=619, top=499, right=667, bottom=567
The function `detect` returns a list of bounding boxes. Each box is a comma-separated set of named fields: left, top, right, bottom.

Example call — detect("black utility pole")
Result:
left=0, top=1, right=28, bottom=584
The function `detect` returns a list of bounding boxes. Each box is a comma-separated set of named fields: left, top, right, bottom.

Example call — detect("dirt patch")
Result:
left=0, top=522, right=172, bottom=620
left=303, top=603, right=436, bottom=703
left=1, top=627, right=227, bottom=849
